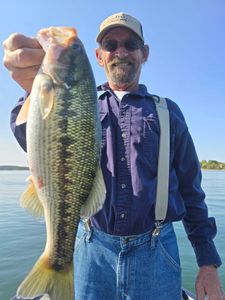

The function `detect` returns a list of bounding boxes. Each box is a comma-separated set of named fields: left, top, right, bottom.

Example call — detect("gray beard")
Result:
left=109, top=62, right=136, bottom=85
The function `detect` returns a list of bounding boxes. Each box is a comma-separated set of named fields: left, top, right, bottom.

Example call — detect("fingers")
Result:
left=3, top=47, right=44, bottom=69
left=3, top=33, right=42, bottom=51
left=2, top=33, right=45, bottom=93
left=8, top=65, right=41, bottom=93
left=196, top=266, right=225, bottom=300
left=195, top=285, right=205, bottom=300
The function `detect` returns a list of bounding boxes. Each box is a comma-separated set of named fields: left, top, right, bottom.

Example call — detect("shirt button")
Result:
left=121, top=157, right=125, bottom=162
left=122, top=132, right=126, bottom=138
left=120, top=213, right=125, bottom=219
left=121, top=184, right=126, bottom=189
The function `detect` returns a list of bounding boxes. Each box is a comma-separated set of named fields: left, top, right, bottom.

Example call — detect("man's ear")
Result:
left=142, top=45, right=149, bottom=63
left=95, top=48, right=104, bottom=67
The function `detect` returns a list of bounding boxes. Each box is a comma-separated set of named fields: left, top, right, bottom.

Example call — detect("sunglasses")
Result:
left=101, top=38, right=144, bottom=52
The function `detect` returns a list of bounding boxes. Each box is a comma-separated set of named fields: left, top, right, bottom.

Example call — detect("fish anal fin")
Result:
left=17, top=254, right=74, bottom=300
left=16, top=95, right=31, bottom=126
left=20, top=176, right=44, bottom=218
left=80, top=165, right=106, bottom=219
left=38, top=74, right=55, bottom=119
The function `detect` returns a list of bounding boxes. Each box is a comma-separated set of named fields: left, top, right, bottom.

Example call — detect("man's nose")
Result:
left=114, top=46, right=129, bottom=58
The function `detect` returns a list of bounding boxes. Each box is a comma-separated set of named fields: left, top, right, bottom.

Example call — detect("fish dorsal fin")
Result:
left=16, top=95, right=31, bottom=126
left=38, top=74, right=55, bottom=119
left=80, top=165, right=106, bottom=219
left=20, top=175, right=44, bottom=218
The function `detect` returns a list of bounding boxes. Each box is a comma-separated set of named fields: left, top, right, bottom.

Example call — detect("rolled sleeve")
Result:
left=10, top=95, right=27, bottom=152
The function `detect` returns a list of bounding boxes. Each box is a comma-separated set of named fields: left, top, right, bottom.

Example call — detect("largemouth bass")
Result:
left=15, top=27, right=105, bottom=300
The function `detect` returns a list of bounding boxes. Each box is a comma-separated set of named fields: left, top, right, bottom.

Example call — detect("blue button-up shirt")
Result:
left=10, top=84, right=221, bottom=267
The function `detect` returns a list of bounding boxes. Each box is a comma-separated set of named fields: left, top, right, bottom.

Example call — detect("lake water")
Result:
left=0, top=170, right=224, bottom=299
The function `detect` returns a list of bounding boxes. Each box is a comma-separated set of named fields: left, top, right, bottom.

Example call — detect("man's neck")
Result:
left=108, top=81, right=139, bottom=92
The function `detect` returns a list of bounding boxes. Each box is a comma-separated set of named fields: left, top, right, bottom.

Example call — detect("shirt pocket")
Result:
left=143, top=113, right=175, bottom=169
left=100, top=111, right=109, bottom=149
left=142, top=113, right=160, bottom=170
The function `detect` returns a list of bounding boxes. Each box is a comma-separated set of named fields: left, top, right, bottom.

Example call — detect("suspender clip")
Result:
left=152, top=221, right=163, bottom=237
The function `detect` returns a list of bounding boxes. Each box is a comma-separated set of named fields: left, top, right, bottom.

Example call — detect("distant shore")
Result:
left=1, top=160, right=225, bottom=171
left=0, top=165, right=29, bottom=171
left=200, top=160, right=225, bottom=170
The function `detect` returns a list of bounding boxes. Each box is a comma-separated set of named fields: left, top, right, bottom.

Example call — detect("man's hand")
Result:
left=196, top=265, right=225, bottom=300
left=2, top=33, right=45, bottom=93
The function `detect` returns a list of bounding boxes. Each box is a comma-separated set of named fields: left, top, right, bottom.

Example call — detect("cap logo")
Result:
left=97, top=12, right=144, bottom=43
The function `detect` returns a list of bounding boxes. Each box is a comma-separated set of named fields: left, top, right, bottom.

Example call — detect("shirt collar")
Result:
left=97, top=83, right=152, bottom=99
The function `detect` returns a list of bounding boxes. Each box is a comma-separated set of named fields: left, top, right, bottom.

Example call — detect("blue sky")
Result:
left=0, top=0, right=224, bottom=166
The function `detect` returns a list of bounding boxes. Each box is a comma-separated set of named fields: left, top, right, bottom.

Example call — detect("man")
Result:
left=3, top=12, right=224, bottom=300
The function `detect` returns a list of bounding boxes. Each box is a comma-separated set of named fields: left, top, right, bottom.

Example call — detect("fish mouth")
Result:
left=37, top=27, right=78, bottom=51
left=38, top=26, right=80, bottom=79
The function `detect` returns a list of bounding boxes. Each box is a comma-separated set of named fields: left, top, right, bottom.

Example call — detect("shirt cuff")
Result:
left=193, top=241, right=222, bottom=267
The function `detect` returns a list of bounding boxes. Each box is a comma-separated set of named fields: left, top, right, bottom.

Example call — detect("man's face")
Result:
left=96, top=27, right=149, bottom=91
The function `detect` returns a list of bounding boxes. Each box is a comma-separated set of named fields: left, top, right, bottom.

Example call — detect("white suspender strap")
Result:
left=153, top=97, right=170, bottom=227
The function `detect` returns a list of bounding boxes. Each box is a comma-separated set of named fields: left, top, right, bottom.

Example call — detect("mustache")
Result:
left=109, top=58, right=133, bottom=66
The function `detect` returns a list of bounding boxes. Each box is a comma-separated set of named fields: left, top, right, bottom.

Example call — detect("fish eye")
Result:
left=71, top=43, right=80, bottom=50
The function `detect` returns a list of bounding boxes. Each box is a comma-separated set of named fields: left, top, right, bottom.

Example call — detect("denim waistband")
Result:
left=81, top=221, right=173, bottom=248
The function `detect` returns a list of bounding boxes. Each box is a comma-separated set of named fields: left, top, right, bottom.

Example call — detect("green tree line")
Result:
left=200, top=160, right=225, bottom=170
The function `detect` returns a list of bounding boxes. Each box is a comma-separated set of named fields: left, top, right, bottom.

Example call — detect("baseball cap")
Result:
left=96, top=12, right=144, bottom=43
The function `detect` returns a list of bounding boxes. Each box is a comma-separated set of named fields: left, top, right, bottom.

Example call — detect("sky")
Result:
left=0, top=0, right=224, bottom=166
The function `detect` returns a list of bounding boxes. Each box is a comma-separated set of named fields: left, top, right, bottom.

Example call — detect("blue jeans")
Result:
left=74, top=222, right=182, bottom=300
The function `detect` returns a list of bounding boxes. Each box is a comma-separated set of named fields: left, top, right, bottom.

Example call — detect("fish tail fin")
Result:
left=17, top=254, right=74, bottom=300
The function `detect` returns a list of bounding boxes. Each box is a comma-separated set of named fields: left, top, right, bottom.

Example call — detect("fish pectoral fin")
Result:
left=20, top=176, right=44, bottom=218
left=16, top=95, right=31, bottom=126
left=17, top=254, right=74, bottom=300
left=80, top=165, right=106, bottom=219
left=38, top=74, right=55, bottom=119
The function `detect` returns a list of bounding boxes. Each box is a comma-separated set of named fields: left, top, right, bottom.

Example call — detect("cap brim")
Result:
left=96, top=24, right=143, bottom=43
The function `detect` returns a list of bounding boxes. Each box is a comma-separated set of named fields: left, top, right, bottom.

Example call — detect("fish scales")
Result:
left=31, top=73, right=98, bottom=266
left=16, top=27, right=105, bottom=300
left=52, top=81, right=98, bottom=268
